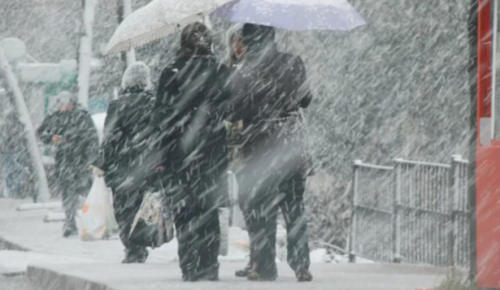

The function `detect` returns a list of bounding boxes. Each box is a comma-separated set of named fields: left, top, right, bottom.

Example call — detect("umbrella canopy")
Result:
left=212, top=0, right=366, bottom=31
left=105, top=0, right=233, bottom=54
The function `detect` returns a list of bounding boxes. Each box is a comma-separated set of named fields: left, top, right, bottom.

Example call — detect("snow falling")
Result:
left=0, top=0, right=486, bottom=289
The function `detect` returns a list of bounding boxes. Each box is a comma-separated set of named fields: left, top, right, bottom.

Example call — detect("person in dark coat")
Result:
left=37, top=91, right=99, bottom=237
left=95, top=62, right=156, bottom=263
left=152, top=22, right=230, bottom=282
left=227, top=23, right=313, bottom=282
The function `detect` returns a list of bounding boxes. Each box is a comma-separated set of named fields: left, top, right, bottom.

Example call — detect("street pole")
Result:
left=117, top=0, right=136, bottom=68
left=0, top=47, right=51, bottom=203
left=123, top=0, right=136, bottom=66
left=77, top=0, right=97, bottom=109
left=467, top=0, right=478, bottom=285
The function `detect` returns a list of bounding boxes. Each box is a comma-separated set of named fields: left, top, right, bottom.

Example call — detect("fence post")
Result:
left=448, top=155, right=460, bottom=267
left=392, top=158, right=402, bottom=263
left=349, top=160, right=362, bottom=263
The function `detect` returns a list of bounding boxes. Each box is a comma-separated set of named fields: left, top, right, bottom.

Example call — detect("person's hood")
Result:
left=55, top=91, right=77, bottom=106
left=121, top=61, right=153, bottom=91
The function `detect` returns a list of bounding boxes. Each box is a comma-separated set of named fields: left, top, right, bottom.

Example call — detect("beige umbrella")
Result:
left=105, top=0, right=233, bottom=54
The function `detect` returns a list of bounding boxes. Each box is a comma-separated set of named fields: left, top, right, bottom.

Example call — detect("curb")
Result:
left=27, top=265, right=116, bottom=290
left=0, top=235, right=30, bottom=251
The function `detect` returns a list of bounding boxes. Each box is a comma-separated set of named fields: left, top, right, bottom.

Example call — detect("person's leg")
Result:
left=234, top=170, right=258, bottom=277
left=279, top=173, right=312, bottom=281
left=247, top=200, right=279, bottom=281
left=197, top=208, right=221, bottom=281
left=60, top=170, right=79, bottom=237
left=113, top=188, right=148, bottom=263
left=235, top=208, right=257, bottom=277
left=245, top=174, right=280, bottom=281
left=174, top=206, right=200, bottom=281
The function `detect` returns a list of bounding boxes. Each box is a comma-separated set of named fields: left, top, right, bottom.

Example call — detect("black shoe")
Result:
left=246, top=263, right=277, bottom=282
left=182, top=272, right=199, bottom=282
left=296, top=269, right=313, bottom=282
left=197, top=265, right=219, bottom=281
left=247, top=271, right=277, bottom=282
left=62, top=223, right=78, bottom=238
left=63, top=228, right=78, bottom=238
left=235, top=262, right=253, bottom=277
left=122, top=247, right=148, bottom=264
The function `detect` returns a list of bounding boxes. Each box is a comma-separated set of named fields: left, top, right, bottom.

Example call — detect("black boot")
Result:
left=62, top=220, right=78, bottom=238
left=182, top=270, right=199, bottom=282
left=235, top=261, right=254, bottom=277
left=197, top=264, right=219, bottom=281
left=295, top=269, right=313, bottom=282
left=122, top=247, right=148, bottom=264
left=247, top=262, right=277, bottom=281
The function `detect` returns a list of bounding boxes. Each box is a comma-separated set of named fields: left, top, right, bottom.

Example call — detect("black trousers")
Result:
left=238, top=171, right=310, bottom=275
left=112, top=188, right=145, bottom=250
left=174, top=206, right=221, bottom=278
left=57, top=166, right=91, bottom=230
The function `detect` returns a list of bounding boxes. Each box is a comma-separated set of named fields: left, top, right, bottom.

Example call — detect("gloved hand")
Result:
left=87, top=165, right=104, bottom=177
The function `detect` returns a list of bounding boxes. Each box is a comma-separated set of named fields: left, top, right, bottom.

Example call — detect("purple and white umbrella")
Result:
left=212, top=0, right=366, bottom=31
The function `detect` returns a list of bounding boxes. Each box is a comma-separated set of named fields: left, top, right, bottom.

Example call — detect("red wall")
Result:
left=476, top=0, right=500, bottom=288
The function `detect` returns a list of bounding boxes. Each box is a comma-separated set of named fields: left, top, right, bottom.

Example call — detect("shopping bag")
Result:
left=76, top=175, right=119, bottom=241
left=128, top=191, right=174, bottom=248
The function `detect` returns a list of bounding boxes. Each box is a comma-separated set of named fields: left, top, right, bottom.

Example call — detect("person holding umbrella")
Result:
left=152, top=22, right=230, bottom=282
left=214, top=0, right=366, bottom=282
left=227, top=23, right=314, bottom=282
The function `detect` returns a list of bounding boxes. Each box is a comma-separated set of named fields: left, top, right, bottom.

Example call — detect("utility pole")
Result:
left=0, top=47, right=51, bottom=203
left=117, top=0, right=136, bottom=68
left=77, top=0, right=97, bottom=109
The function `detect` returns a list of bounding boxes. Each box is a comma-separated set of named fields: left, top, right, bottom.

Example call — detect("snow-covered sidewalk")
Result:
left=0, top=198, right=447, bottom=290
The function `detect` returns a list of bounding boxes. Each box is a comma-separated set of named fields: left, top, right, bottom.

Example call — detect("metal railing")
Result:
left=349, top=156, right=471, bottom=268
left=349, top=160, right=394, bottom=262
left=450, top=155, right=470, bottom=268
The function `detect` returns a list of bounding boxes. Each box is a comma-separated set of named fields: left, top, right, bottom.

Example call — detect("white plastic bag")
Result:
left=76, top=175, right=119, bottom=241
left=129, top=192, right=174, bottom=248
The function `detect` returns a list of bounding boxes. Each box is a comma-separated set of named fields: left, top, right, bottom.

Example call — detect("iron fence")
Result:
left=450, top=155, right=470, bottom=268
left=349, top=160, right=394, bottom=262
left=349, top=156, right=471, bottom=268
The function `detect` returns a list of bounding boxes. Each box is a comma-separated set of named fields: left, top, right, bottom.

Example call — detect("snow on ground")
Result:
left=0, top=250, right=103, bottom=275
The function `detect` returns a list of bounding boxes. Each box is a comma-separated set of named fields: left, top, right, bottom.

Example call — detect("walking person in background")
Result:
left=37, top=91, right=99, bottom=237
left=228, top=23, right=314, bottom=282
left=93, top=62, right=156, bottom=263
left=152, top=22, right=230, bottom=282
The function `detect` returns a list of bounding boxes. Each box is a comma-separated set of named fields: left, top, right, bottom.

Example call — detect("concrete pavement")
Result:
left=0, top=198, right=448, bottom=290
left=27, top=262, right=448, bottom=290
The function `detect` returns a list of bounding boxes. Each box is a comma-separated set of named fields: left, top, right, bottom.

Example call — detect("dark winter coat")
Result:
left=98, top=87, right=155, bottom=192
left=153, top=55, right=230, bottom=209
left=37, top=106, right=99, bottom=171
left=228, top=43, right=313, bottom=177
